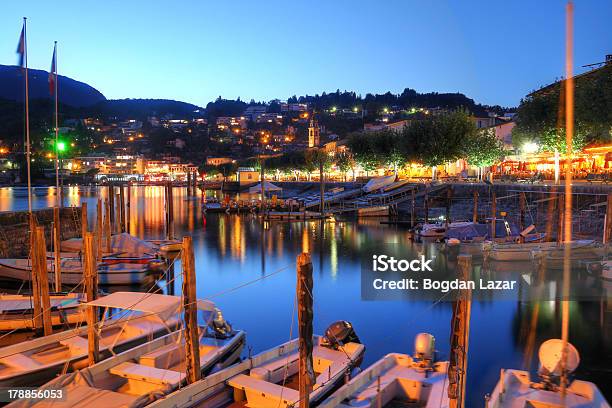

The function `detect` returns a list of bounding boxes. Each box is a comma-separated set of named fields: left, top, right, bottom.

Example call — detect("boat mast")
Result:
left=22, top=17, right=32, bottom=214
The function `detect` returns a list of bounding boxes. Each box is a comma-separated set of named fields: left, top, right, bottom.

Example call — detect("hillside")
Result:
left=0, top=64, right=106, bottom=107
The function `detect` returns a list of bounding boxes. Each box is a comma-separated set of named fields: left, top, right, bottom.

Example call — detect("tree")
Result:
left=463, top=128, right=504, bottom=168
left=335, top=152, right=355, bottom=181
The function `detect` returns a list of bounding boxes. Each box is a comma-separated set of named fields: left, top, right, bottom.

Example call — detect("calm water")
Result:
left=2, top=186, right=610, bottom=406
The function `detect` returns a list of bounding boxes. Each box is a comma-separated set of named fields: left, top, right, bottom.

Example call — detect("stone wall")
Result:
left=0, top=207, right=82, bottom=258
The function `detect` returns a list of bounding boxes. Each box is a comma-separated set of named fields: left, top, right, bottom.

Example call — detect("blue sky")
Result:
left=1, top=0, right=610, bottom=108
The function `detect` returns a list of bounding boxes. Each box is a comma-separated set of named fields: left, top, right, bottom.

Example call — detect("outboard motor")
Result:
left=322, top=321, right=360, bottom=349
left=414, top=333, right=435, bottom=363
left=210, top=308, right=233, bottom=339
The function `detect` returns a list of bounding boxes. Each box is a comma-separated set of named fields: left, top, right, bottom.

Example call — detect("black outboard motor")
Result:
left=322, top=321, right=360, bottom=349
left=209, top=308, right=233, bottom=339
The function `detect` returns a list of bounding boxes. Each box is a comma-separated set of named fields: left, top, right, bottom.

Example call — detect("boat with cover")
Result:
left=0, top=293, right=86, bottom=331
left=146, top=321, right=365, bottom=408
left=7, top=300, right=246, bottom=408
left=0, top=292, right=192, bottom=388
left=362, top=175, right=397, bottom=193
left=320, top=333, right=449, bottom=408
left=0, top=258, right=151, bottom=286
left=489, top=239, right=601, bottom=262
left=487, top=339, right=610, bottom=407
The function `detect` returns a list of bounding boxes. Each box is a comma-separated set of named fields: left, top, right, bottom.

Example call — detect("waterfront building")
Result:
left=308, top=116, right=320, bottom=148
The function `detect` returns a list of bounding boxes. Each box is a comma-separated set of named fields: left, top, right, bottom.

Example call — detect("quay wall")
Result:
left=0, top=207, right=82, bottom=258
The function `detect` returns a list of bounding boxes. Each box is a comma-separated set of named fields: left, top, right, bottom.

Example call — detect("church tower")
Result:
left=308, top=113, right=320, bottom=148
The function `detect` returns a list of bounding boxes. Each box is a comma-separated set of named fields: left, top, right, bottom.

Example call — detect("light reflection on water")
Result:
left=0, top=186, right=609, bottom=405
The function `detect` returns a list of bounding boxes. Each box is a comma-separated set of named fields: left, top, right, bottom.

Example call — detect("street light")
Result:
left=56, top=141, right=66, bottom=152
left=522, top=142, right=539, bottom=154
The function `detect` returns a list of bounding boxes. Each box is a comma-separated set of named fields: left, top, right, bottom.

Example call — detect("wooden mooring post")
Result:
left=545, top=189, right=557, bottom=242
left=182, top=236, right=201, bottom=383
left=108, top=184, right=115, bottom=225
left=604, top=193, right=612, bottom=243
left=119, top=186, right=126, bottom=233
left=53, top=206, right=62, bottom=291
left=472, top=190, right=478, bottom=223
left=126, top=183, right=131, bottom=234
left=83, top=232, right=99, bottom=365
left=491, top=192, right=496, bottom=239
left=519, top=192, right=526, bottom=243
left=448, top=254, right=472, bottom=408
left=81, top=202, right=88, bottom=238
left=115, top=193, right=122, bottom=234
left=96, top=198, right=103, bottom=260
left=411, top=188, right=416, bottom=227
left=104, top=199, right=112, bottom=253
left=297, top=252, right=315, bottom=408
left=557, top=194, right=564, bottom=244
left=445, top=186, right=453, bottom=226
left=424, top=186, right=429, bottom=224
left=33, top=226, right=52, bottom=336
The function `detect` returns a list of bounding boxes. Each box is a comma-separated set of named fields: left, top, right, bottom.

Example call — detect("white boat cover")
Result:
left=362, top=174, right=396, bottom=193
left=248, top=181, right=282, bottom=194
left=86, top=292, right=181, bottom=320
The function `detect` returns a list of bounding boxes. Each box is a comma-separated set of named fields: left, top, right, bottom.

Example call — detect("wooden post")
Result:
left=167, top=182, right=175, bottom=240
left=119, top=186, right=126, bottom=233
left=53, top=207, right=62, bottom=292
left=81, top=202, right=88, bottom=238
left=182, top=236, right=201, bottom=383
left=297, top=253, right=315, bottom=408
left=424, top=186, right=429, bottom=224
left=83, top=232, right=99, bottom=365
left=96, top=199, right=103, bottom=260
left=33, top=226, right=52, bottom=336
left=411, top=188, right=416, bottom=227
left=519, top=192, right=526, bottom=243
left=445, top=185, right=453, bottom=226
left=319, top=154, right=325, bottom=215
left=557, top=194, right=564, bottom=244
left=104, top=199, right=112, bottom=253
left=448, top=254, right=472, bottom=408
left=604, top=193, right=612, bottom=243
left=260, top=158, right=265, bottom=211
left=126, top=183, right=131, bottom=234
left=109, top=184, right=115, bottom=225
left=545, top=190, right=556, bottom=242
left=28, top=216, right=42, bottom=333
left=115, top=193, right=122, bottom=234
left=491, top=192, right=496, bottom=239
left=472, top=190, right=479, bottom=223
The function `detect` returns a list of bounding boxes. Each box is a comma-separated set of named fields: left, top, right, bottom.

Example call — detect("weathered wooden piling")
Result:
left=472, top=190, right=478, bottom=223
left=604, top=193, right=612, bottom=243
left=557, top=194, right=564, bottom=243
left=109, top=184, right=115, bottom=224
left=545, top=190, right=557, bottom=242
left=104, top=199, right=112, bottom=253
left=119, top=186, right=126, bottom=233
left=445, top=186, right=453, bottom=226
left=448, top=254, right=472, bottom=408
left=96, top=198, right=103, bottom=260
left=83, top=232, right=99, bottom=365
left=297, top=252, right=315, bottom=408
left=411, top=188, right=416, bottom=227
left=126, top=183, right=131, bottom=234
left=424, top=186, right=429, bottom=224
left=115, top=193, right=122, bottom=234
left=519, top=192, right=526, bottom=243
left=53, top=206, right=61, bottom=291
left=33, top=226, right=52, bottom=336
left=491, top=192, right=497, bottom=239
left=182, top=236, right=201, bottom=383
left=81, top=202, right=88, bottom=238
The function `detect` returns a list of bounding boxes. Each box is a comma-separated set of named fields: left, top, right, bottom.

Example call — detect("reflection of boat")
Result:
left=0, top=259, right=150, bottom=286
left=0, top=292, right=188, bottom=388
left=146, top=321, right=364, bottom=408
left=320, top=333, right=449, bottom=408
left=357, top=205, right=389, bottom=217
left=487, top=339, right=610, bottom=407
left=490, top=240, right=599, bottom=262
left=0, top=293, right=86, bottom=331
left=10, top=300, right=246, bottom=408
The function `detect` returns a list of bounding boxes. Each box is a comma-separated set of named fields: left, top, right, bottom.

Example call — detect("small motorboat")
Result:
left=0, top=292, right=195, bottom=388
left=486, top=339, right=610, bottom=407
left=145, top=321, right=364, bottom=408
left=320, top=333, right=449, bottom=408
left=419, top=221, right=474, bottom=238
left=489, top=240, right=600, bottom=262
left=0, top=293, right=86, bottom=332
left=7, top=300, right=246, bottom=408
left=0, top=259, right=151, bottom=286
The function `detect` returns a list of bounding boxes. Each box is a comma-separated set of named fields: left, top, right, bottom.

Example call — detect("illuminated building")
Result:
left=308, top=115, right=320, bottom=148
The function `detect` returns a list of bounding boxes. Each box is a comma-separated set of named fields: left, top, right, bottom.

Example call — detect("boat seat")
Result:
left=250, top=352, right=299, bottom=382
left=0, top=353, right=42, bottom=370
left=140, top=342, right=185, bottom=369
left=60, top=336, right=89, bottom=354
left=227, top=374, right=299, bottom=407
left=109, top=361, right=184, bottom=385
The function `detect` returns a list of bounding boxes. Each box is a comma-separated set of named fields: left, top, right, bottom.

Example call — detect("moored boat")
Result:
left=146, top=320, right=364, bottom=408
left=0, top=293, right=86, bottom=332
left=320, top=333, right=449, bottom=408
left=489, top=239, right=600, bottom=262
left=7, top=300, right=246, bottom=408
left=486, top=339, right=610, bottom=407
left=0, top=292, right=189, bottom=388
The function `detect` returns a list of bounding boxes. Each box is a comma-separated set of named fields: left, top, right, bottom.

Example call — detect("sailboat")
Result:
left=0, top=292, right=199, bottom=388
left=319, top=333, right=449, bottom=408
left=6, top=299, right=245, bottom=408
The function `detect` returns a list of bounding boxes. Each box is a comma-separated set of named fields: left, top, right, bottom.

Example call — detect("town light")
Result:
left=57, top=141, right=66, bottom=152
left=522, top=142, right=539, bottom=154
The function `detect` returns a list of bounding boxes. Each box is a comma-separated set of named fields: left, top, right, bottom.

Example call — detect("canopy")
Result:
left=249, top=181, right=282, bottom=194
left=86, top=292, right=181, bottom=320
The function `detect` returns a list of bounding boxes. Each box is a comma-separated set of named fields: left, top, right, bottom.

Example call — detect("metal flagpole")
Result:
left=54, top=42, right=60, bottom=208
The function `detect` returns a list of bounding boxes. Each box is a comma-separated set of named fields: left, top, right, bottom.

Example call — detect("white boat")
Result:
left=0, top=259, right=150, bottom=286
left=320, top=333, right=449, bottom=408
left=487, top=339, right=610, bottom=407
left=362, top=175, right=396, bottom=193
left=7, top=300, right=245, bottom=408
left=489, top=240, right=600, bottom=262
left=0, top=292, right=189, bottom=388
left=419, top=221, right=474, bottom=238
left=61, top=233, right=159, bottom=257
left=0, top=293, right=86, bottom=331
left=147, top=321, right=365, bottom=408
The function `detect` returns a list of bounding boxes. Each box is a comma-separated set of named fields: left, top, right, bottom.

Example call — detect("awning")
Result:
left=86, top=292, right=181, bottom=320
left=249, top=181, right=282, bottom=194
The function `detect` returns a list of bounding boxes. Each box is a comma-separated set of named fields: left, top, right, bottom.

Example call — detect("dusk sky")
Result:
left=1, top=0, right=610, bottom=108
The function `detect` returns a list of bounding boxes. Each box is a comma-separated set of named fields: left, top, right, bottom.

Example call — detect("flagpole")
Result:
left=54, top=42, right=60, bottom=208
left=24, top=17, right=32, bottom=215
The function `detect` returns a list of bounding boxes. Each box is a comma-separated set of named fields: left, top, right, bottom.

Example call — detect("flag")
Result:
left=49, top=44, right=57, bottom=96
left=16, top=24, right=25, bottom=67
